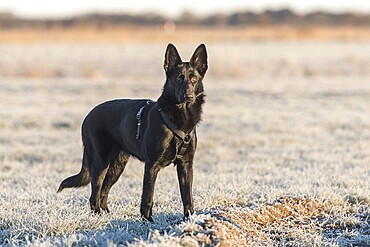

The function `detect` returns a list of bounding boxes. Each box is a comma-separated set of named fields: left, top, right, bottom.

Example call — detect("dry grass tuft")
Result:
left=211, top=196, right=327, bottom=245
left=165, top=196, right=369, bottom=246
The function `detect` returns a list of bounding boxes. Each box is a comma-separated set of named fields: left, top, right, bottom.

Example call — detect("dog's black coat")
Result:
left=58, top=44, right=208, bottom=221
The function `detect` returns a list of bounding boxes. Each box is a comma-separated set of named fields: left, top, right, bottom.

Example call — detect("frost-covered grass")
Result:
left=0, top=42, right=369, bottom=246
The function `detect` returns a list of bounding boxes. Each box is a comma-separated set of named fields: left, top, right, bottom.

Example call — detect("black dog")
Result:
left=58, top=43, right=208, bottom=221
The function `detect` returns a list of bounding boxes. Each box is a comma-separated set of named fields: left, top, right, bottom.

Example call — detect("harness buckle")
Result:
left=136, top=107, right=144, bottom=120
left=183, top=134, right=191, bottom=144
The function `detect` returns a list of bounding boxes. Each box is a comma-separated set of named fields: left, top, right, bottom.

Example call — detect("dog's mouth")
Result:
left=175, top=96, right=194, bottom=108
left=185, top=102, right=193, bottom=108
left=179, top=100, right=194, bottom=108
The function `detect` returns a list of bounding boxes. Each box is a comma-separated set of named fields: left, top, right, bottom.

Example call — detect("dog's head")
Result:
left=163, top=43, right=208, bottom=106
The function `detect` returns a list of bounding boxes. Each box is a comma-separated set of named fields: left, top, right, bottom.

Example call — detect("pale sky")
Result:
left=0, top=0, right=369, bottom=19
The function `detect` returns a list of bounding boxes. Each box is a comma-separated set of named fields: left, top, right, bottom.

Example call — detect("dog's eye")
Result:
left=177, top=75, right=184, bottom=82
left=190, top=75, right=197, bottom=84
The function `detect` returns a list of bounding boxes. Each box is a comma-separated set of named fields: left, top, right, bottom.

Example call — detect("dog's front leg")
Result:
left=176, top=159, right=194, bottom=219
left=140, top=162, right=160, bottom=222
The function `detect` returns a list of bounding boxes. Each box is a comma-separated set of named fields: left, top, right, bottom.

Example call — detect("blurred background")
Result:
left=0, top=0, right=369, bottom=79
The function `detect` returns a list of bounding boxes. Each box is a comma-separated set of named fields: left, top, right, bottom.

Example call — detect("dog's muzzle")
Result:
left=184, top=93, right=195, bottom=103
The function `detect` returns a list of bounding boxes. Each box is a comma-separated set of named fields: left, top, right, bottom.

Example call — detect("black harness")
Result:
left=135, top=101, right=194, bottom=158
left=158, top=108, right=194, bottom=158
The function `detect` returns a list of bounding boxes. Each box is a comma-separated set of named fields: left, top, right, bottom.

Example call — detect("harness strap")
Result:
left=159, top=108, right=194, bottom=158
left=136, top=101, right=153, bottom=139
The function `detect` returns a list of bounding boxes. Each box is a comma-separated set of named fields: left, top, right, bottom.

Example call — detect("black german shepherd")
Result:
left=58, top=44, right=208, bottom=221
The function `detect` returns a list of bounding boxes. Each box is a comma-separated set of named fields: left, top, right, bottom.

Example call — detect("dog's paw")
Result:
left=101, top=205, right=110, bottom=214
left=141, top=215, right=154, bottom=223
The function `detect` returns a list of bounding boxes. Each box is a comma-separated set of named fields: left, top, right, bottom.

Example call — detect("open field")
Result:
left=0, top=41, right=370, bottom=246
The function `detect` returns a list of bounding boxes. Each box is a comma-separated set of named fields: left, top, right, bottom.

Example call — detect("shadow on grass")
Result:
left=93, top=212, right=184, bottom=245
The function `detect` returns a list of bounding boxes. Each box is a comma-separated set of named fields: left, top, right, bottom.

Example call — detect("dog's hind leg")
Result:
left=100, top=152, right=130, bottom=213
left=89, top=134, right=114, bottom=214
left=90, top=156, right=109, bottom=214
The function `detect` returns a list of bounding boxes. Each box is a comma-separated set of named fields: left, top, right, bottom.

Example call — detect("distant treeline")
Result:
left=0, top=9, right=369, bottom=28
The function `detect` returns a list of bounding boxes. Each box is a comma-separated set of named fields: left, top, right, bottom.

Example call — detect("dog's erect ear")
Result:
left=190, top=44, right=208, bottom=76
left=164, top=43, right=182, bottom=73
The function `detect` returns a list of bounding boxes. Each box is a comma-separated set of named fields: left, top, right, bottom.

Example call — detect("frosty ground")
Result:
left=0, top=42, right=369, bottom=246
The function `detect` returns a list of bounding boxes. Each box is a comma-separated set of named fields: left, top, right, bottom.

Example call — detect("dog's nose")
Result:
left=184, top=94, right=194, bottom=101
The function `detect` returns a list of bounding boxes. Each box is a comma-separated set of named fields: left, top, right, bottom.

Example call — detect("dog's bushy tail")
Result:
left=57, top=148, right=90, bottom=192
